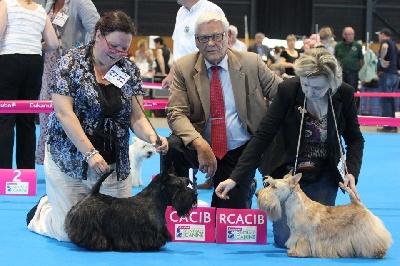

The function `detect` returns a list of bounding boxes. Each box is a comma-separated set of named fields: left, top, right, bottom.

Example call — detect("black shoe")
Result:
left=26, top=195, right=46, bottom=226
left=377, top=127, right=398, bottom=133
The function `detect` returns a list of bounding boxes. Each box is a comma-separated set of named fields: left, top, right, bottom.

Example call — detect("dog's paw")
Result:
left=132, top=178, right=143, bottom=187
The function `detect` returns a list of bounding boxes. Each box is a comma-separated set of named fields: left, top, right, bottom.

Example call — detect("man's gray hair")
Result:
left=229, top=25, right=238, bottom=35
left=195, top=12, right=229, bottom=34
left=294, top=48, right=342, bottom=92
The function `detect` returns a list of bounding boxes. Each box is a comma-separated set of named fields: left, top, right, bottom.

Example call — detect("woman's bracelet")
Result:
left=83, top=148, right=99, bottom=163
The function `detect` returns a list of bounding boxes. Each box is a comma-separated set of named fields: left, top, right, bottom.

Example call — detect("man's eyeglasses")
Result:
left=196, top=32, right=226, bottom=43
left=103, top=36, right=130, bottom=55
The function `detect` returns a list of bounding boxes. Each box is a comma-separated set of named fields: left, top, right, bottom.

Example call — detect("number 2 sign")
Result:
left=0, top=169, right=37, bottom=196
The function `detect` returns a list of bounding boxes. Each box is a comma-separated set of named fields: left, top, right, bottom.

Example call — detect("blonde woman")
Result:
left=216, top=48, right=364, bottom=248
left=134, top=39, right=154, bottom=80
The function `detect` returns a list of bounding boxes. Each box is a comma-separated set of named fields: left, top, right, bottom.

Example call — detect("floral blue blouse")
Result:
left=46, top=42, right=145, bottom=180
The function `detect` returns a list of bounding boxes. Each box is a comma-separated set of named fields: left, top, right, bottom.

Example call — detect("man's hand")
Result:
left=191, top=137, right=217, bottom=178
left=162, top=64, right=175, bottom=89
left=380, top=59, right=390, bottom=68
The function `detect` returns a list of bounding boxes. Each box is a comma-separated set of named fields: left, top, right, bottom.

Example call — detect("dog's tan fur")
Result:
left=257, top=171, right=393, bottom=258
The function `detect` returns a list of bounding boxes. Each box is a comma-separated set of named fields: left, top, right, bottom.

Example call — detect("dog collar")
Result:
left=282, top=188, right=295, bottom=204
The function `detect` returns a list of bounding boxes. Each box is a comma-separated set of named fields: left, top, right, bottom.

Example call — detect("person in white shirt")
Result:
left=0, top=0, right=58, bottom=169
left=229, top=25, right=247, bottom=52
left=162, top=0, right=224, bottom=89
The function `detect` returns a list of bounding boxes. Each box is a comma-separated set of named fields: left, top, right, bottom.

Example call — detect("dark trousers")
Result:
left=162, top=134, right=255, bottom=209
left=343, top=71, right=359, bottom=110
left=0, top=54, right=44, bottom=169
left=378, top=72, right=400, bottom=129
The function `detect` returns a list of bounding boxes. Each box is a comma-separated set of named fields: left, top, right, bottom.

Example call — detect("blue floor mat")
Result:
left=0, top=128, right=399, bottom=265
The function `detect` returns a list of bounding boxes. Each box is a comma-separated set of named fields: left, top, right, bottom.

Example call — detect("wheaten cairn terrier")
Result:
left=257, top=171, right=393, bottom=258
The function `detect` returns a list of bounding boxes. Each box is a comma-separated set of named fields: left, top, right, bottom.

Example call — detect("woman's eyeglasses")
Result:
left=196, top=32, right=226, bottom=43
left=103, top=36, right=130, bottom=55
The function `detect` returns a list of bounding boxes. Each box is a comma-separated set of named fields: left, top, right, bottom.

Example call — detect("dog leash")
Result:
left=134, top=95, right=162, bottom=147
left=294, top=91, right=348, bottom=182
left=293, top=96, right=307, bottom=174
left=328, top=89, right=348, bottom=182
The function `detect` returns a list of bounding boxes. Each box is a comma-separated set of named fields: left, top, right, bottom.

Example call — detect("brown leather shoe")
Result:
left=197, top=178, right=213, bottom=190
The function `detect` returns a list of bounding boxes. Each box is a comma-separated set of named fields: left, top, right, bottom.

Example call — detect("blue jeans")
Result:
left=378, top=73, right=399, bottom=128
left=272, top=171, right=338, bottom=248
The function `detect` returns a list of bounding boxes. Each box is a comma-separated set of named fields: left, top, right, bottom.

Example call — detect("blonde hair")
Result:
left=293, top=48, right=342, bottom=91
left=319, top=27, right=335, bottom=40
left=137, top=39, right=148, bottom=48
left=286, top=34, right=296, bottom=42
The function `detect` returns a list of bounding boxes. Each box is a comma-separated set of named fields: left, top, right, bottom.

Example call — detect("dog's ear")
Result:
left=291, top=173, right=302, bottom=185
left=266, top=177, right=276, bottom=187
left=155, top=172, right=171, bottom=183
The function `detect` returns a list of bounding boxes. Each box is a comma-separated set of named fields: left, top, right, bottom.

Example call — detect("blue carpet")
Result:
left=0, top=127, right=399, bottom=265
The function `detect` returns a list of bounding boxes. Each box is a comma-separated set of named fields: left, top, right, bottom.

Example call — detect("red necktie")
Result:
left=210, top=66, right=227, bottom=159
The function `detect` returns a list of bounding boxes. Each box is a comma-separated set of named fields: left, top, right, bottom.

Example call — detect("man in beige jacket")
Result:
left=162, top=12, right=282, bottom=208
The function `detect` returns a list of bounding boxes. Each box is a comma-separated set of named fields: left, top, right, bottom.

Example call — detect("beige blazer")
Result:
left=166, top=49, right=282, bottom=146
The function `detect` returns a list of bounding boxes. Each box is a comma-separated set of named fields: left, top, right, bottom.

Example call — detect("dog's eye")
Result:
left=263, top=180, right=270, bottom=188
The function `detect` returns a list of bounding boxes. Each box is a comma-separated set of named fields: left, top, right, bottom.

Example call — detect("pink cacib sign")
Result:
left=165, top=206, right=216, bottom=243
left=0, top=169, right=37, bottom=196
left=215, top=208, right=267, bottom=244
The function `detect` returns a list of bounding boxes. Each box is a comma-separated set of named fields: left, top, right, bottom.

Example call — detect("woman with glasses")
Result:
left=26, top=11, right=168, bottom=241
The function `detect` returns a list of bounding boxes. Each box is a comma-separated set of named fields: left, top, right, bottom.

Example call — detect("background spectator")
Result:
left=248, top=32, right=275, bottom=66
left=279, top=34, right=302, bottom=76
left=36, top=0, right=100, bottom=165
left=229, top=25, right=247, bottom=52
left=161, top=0, right=224, bottom=89
left=154, top=37, right=171, bottom=75
left=134, top=39, right=155, bottom=81
left=0, top=0, right=58, bottom=169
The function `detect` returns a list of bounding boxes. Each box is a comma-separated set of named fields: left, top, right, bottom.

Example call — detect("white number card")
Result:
left=103, top=65, right=130, bottom=88
left=337, top=157, right=346, bottom=182
left=52, top=13, right=69, bottom=27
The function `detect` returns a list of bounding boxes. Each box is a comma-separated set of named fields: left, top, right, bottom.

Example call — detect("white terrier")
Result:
left=129, top=137, right=157, bottom=187
left=257, top=171, right=393, bottom=258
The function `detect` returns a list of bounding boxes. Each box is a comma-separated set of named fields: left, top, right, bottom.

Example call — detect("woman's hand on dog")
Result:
left=151, top=135, right=168, bottom=155
left=344, top=174, right=361, bottom=201
left=88, top=153, right=110, bottom=175
left=215, top=179, right=237, bottom=200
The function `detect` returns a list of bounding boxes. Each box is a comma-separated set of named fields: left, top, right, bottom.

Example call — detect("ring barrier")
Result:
left=354, top=92, right=400, bottom=97
left=0, top=82, right=167, bottom=196
left=0, top=90, right=398, bottom=196
left=354, top=92, right=400, bottom=126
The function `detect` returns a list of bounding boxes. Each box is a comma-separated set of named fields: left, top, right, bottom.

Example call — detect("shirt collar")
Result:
left=205, top=54, right=229, bottom=71
left=183, top=0, right=204, bottom=13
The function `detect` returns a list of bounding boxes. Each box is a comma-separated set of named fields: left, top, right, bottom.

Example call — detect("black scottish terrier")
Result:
left=64, top=170, right=197, bottom=251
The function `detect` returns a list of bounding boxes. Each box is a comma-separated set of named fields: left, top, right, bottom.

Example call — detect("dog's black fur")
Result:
left=64, top=171, right=197, bottom=251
